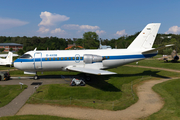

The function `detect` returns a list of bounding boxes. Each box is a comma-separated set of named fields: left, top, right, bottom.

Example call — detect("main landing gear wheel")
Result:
left=34, top=75, right=39, bottom=80
left=85, top=76, right=91, bottom=81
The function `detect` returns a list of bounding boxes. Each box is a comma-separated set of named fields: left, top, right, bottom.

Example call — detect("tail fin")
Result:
left=6, top=52, right=13, bottom=64
left=127, top=23, right=161, bottom=50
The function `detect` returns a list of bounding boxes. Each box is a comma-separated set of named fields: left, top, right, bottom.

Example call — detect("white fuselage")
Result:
left=14, top=49, right=157, bottom=73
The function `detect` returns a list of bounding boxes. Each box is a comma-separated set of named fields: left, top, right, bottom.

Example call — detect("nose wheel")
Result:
left=34, top=75, right=39, bottom=80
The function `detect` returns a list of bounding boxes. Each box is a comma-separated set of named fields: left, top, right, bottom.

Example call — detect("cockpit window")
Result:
left=19, top=54, right=32, bottom=59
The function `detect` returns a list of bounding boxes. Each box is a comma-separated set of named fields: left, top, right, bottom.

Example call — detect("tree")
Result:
left=9, top=48, right=13, bottom=51
left=0, top=48, right=5, bottom=52
left=17, top=49, right=24, bottom=55
left=83, top=32, right=99, bottom=49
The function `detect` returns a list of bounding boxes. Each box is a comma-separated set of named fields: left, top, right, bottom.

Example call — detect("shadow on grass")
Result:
left=114, top=70, right=170, bottom=79
left=37, top=70, right=169, bottom=92
left=84, top=70, right=169, bottom=92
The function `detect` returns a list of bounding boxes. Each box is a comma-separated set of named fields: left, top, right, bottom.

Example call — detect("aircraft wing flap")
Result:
left=67, top=67, right=116, bottom=75
left=142, top=44, right=174, bottom=54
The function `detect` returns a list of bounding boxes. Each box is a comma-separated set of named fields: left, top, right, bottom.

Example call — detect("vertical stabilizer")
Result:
left=127, top=23, right=161, bottom=50
left=6, top=52, right=13, bottom=64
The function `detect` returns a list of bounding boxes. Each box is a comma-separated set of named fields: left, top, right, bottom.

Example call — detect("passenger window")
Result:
left=73, top=57, right=75, bottom=60
left=69, top=57, right=71, bottom=60
left=45, top=58, right=47, bottom=61
left=108, top=56, right=110, bottom=59
left=61, top=57, right=63, bottom=60
left=80, top=57, right=83, bottom=60
left=76, top=57, right=79, bottom=60
left=53, top=57, right=55, bottom=60
left=49, top=58, right=51, bottom=60
left=57, top=57, right=59, bottom=60
left=65, top=57, right=67, bottom=60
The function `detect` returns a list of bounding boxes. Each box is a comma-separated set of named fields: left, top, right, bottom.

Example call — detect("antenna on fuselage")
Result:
left=34, top=47, right=37, bottom=51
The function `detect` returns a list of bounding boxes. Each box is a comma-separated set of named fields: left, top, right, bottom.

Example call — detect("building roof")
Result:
left=0, top=43, right=23, bottom=46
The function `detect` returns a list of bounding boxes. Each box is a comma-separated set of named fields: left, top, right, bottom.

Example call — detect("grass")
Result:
left=0, top=66, right=16, bottom=70
left=0, top=85, right=27, bottom=107
left=0, top=115, right=76, bottom=120
left=141, top=79, right=180, bottom=120
left=130, top=58, right=180, bottom=70
left=9, top=69, right=80, bottom=77
left=27, top=66, right=180, bottom=111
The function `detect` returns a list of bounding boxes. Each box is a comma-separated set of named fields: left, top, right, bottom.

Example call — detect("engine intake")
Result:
left=83, top=54, right=103, bottom=64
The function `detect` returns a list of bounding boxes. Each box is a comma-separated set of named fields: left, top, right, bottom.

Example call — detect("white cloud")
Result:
left=38, top=11, right=70, bottom=26
left=96, top=30, right=106, bottom=35
left=37, top=26, right=50, bottom=34
left=63, top=24, right=100, bottom=30
left=165, top=26, right=180, bottom=34
left=51, top=28, right=65, bottom=34
left=115, top=29, right=127, bottom=36
left=80, top=25, right=99, bottom=30
left=0, top=18, right=28, bottom=29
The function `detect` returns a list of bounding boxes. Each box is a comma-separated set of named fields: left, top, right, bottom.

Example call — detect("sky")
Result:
left=0, top=0, right=180, bottom=39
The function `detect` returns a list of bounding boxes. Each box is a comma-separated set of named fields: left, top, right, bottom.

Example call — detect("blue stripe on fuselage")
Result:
left=14, top=53, right=157, bottom=63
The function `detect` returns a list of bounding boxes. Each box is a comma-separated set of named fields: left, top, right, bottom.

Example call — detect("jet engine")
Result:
left=83, top=54, right=103, bottom=64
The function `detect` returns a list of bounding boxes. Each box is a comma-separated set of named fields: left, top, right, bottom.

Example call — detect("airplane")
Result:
left=99, top=39, right=112, bottom=49
left=0, top=52, right=13, bottom=66
left=0, top=53, right=18, bottom=57
left=14, top=23, right=173, bottom=80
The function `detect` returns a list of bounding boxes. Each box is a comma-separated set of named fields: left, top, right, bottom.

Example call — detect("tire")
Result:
left=86, top=76, right=91, bottom=81
left=34, top=75, right=38, bottom=80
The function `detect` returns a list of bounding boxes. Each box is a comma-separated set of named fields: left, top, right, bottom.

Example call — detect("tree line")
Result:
left=0, top=31, right=179, bottom=55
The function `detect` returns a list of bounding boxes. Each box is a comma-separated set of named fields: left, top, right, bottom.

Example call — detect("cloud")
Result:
left=38, top=11, right=69, bottom=26
left=0, top=18, right=28, bottom=29
left=165, top=26, right=180, bottom=34
left=115, top=29, right=127, bottom=36
left=37, top=26, right=50, bottom=34
left=51, top=28, right=65, bottom=34
left=96, top=30, right=106, bottom=35
left=63, top=24, right=100, bottom=30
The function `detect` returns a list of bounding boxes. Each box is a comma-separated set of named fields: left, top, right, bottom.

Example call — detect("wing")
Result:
left=0, top=54, right=18, bottom=57
left=0, top=54, right=8, bottom=57
left=66, top=67, right=116, bottom=75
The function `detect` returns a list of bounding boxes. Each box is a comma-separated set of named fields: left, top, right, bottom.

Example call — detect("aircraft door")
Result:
left=34, top=52, right=42, bottom=69
left=75, top=54, right=80, bottom=63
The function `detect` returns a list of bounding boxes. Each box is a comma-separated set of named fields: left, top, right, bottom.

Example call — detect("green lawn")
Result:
left=142, top=79, right=180, bottom=120
left=0, top=115, right=76, bottom=120
left=9, top=69, right=80, bottom=77
left=0, top=85, right=27, bottom=107
left=27, top=66, right=180, bottom=111
left=130, top=59, right=180, bottom=70
left=0, top=66, right=16, bottom=70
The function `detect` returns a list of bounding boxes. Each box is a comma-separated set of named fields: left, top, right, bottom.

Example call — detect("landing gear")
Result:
left=85, top=76, right=91, bottom=81
left=34, top=75, right=39, bottom=80
left=83, top=74, right=91, bottom=82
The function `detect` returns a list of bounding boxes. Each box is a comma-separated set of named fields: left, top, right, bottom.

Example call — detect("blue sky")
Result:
left=0, top=0, right=180, bottom=39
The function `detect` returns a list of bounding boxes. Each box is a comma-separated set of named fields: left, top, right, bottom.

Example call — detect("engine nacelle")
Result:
left=83, top=54, right=103, bottom=64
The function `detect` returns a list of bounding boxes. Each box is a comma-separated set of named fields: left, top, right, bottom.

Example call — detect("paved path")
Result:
left=17, top=78, right=176, bottom=120
left=0, top=77, right=71, bottom=117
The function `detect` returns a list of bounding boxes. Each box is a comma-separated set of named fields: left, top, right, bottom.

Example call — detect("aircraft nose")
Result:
left=13, top=60, right=21, bottom=70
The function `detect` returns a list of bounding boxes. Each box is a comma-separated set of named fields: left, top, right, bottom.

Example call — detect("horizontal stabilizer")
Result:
left=142, top=44, right=174, bottom=54
left=67, top=67, right=117, bottom=75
